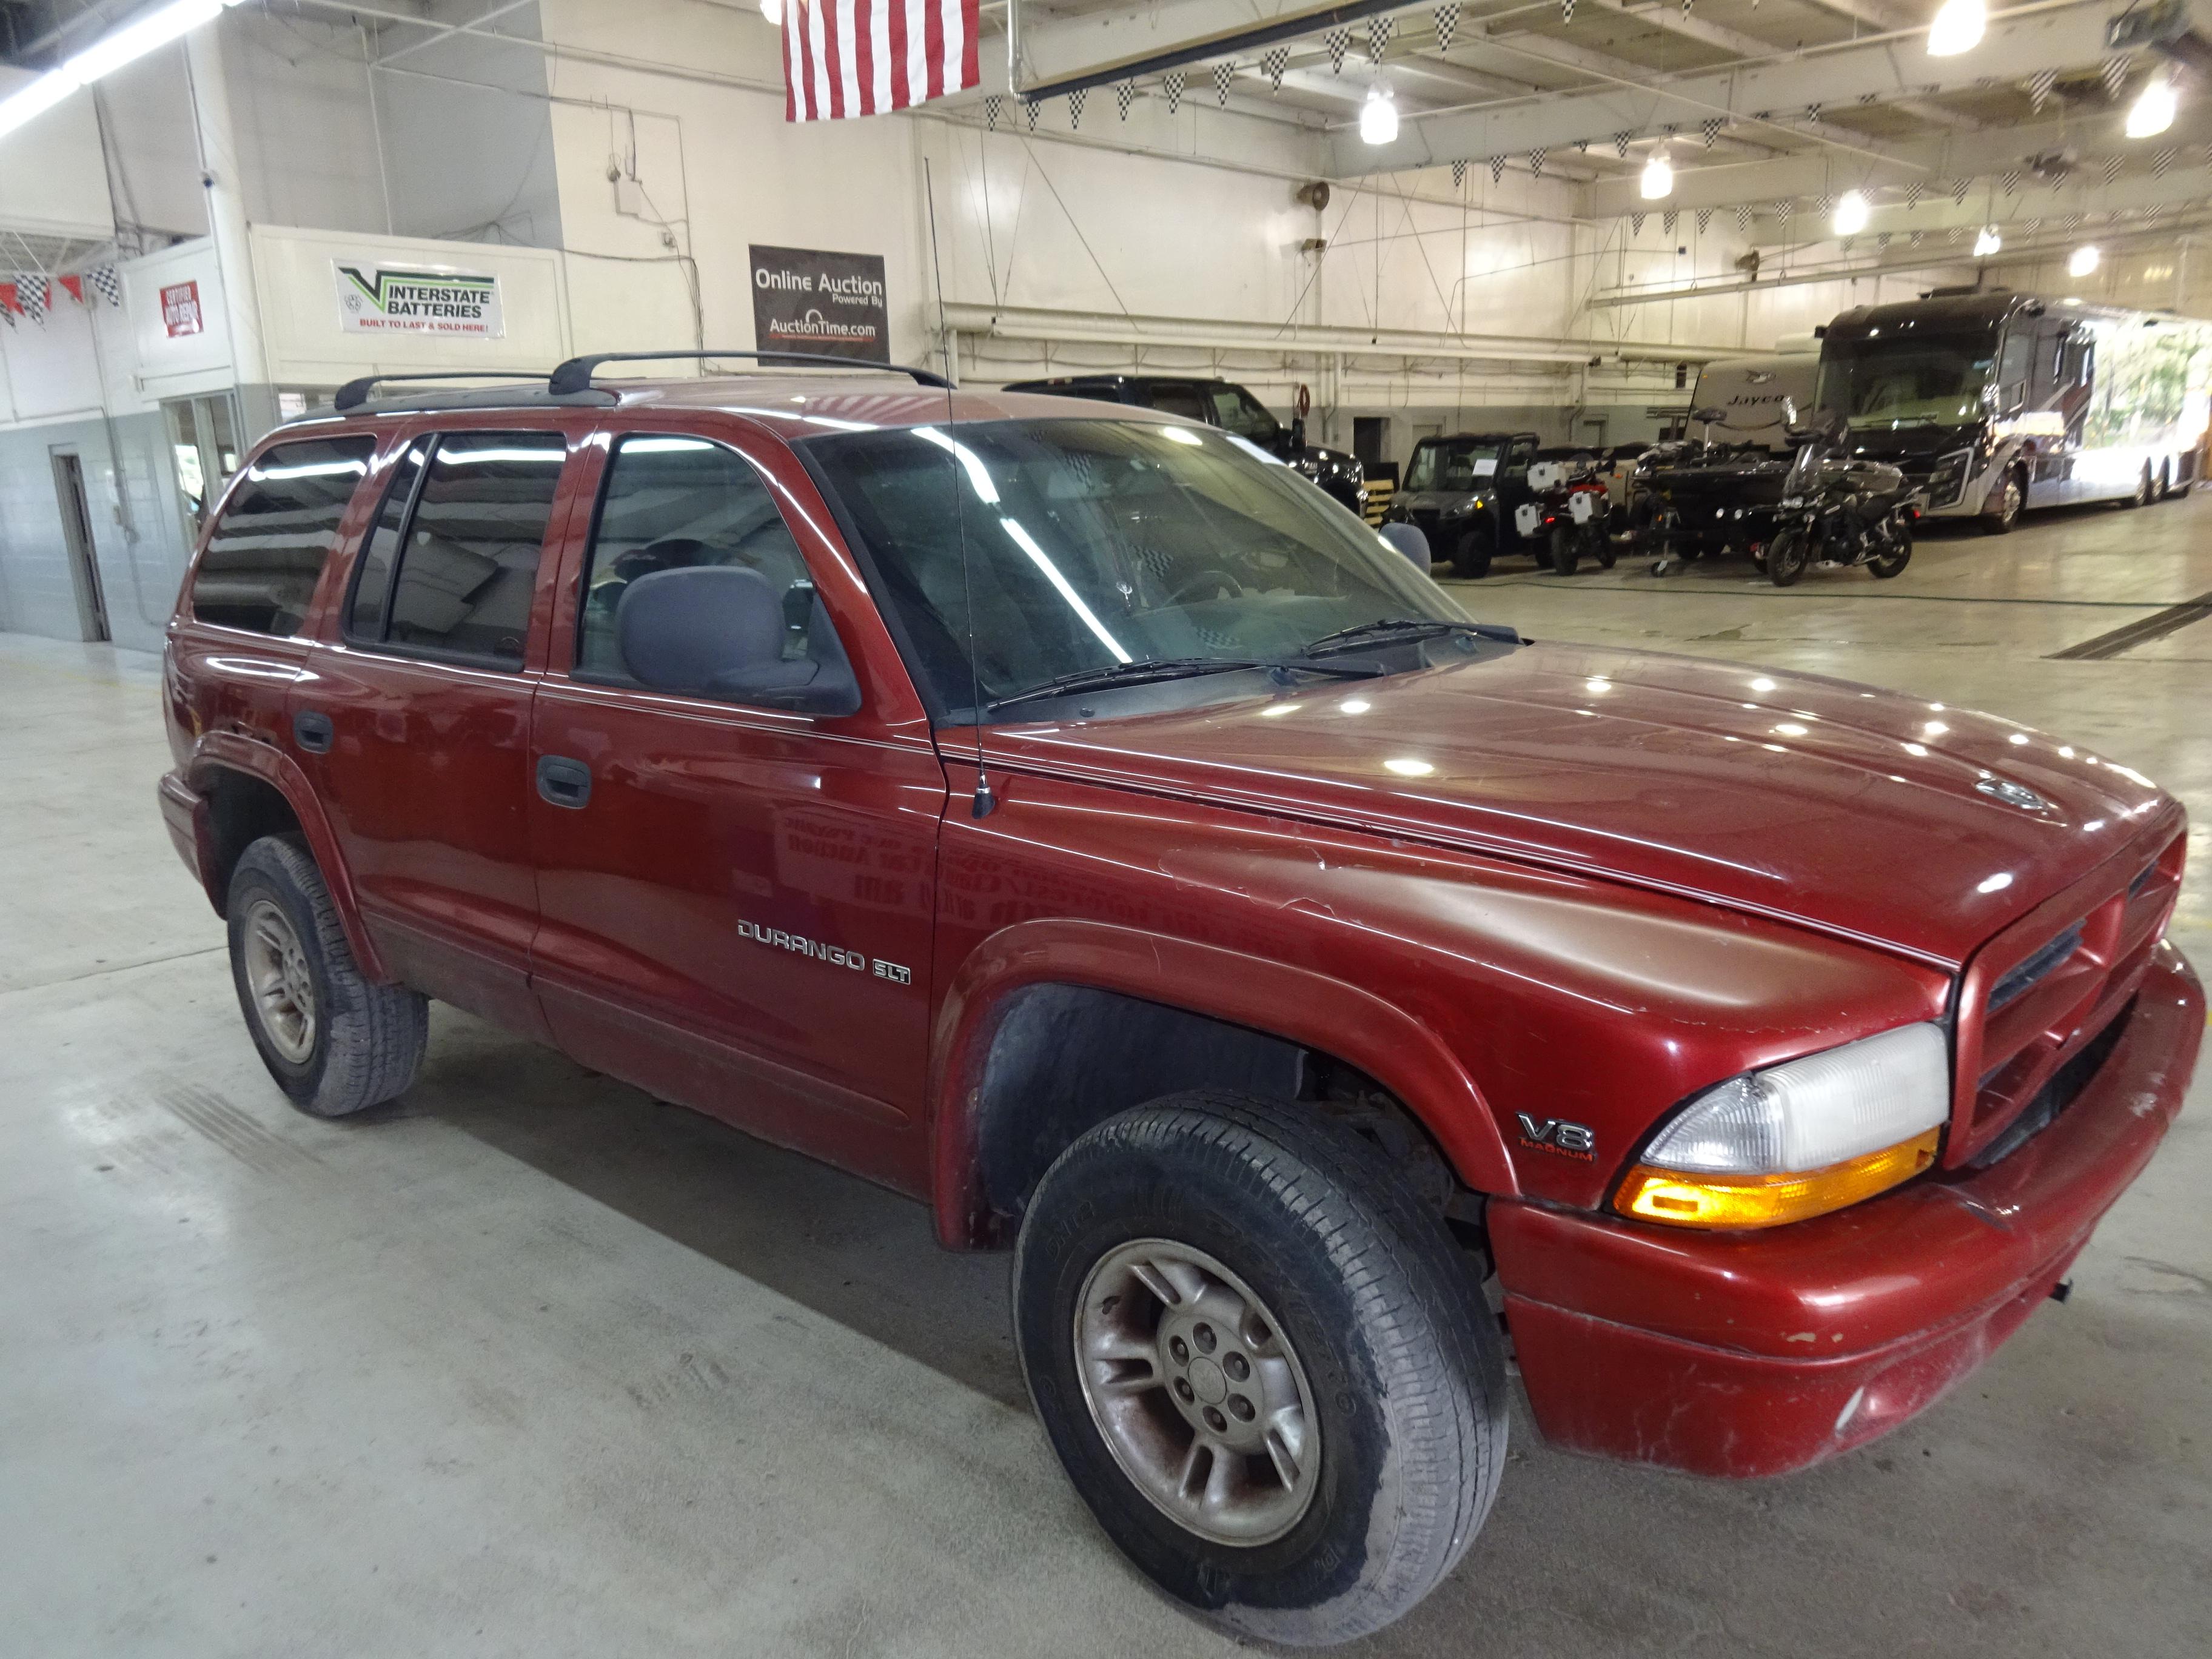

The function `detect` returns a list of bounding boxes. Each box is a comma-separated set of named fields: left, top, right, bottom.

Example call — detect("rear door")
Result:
left=526, top=423, right=946, bottom=1189
left=293, top=424, right=579, bottom=1035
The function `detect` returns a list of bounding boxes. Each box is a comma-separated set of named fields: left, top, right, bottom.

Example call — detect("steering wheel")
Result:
left=1168, top=568, right=1247, bottom=604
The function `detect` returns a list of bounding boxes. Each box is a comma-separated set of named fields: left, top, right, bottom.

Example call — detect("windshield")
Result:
left=1404, top=438, right=1505, bottom=492
left=1817, top=336, right=1994, bottom=427
left=806, top=418, right=1466, bottom=721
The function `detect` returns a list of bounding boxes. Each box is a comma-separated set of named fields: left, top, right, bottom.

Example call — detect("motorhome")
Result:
left=1687, top=349, right=1822, bottom=448
left=1817, top=290, right=2212, bottom=532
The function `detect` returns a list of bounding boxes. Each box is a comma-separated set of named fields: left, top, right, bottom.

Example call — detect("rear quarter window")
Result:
left=189, top=436, right=375, bottom=635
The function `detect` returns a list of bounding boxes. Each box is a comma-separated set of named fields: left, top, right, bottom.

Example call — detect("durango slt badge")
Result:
left=737, top=919, right=912, bottom=984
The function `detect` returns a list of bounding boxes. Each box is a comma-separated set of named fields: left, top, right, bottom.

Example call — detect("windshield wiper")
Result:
left=985, top=655, right=1379, bottom=715
left=1302, top=618, right=1504, bottom=657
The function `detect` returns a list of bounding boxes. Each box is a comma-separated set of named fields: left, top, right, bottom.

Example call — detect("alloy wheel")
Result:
left=241, top=897, right=317, bottom=1064
left=1074, top=1238, right=1321, bottom=1547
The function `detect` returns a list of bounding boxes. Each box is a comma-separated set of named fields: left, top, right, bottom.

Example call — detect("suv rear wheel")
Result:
left=227, top=835, right=427, bottom=1118
left=1014, top=1093, right=1506, bottom=1646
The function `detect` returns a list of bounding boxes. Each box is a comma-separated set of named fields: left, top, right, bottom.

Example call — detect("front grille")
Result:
left=1949, top=826, right=2184, bottom=1166
left=1968, top=998, right=2135, bottom=1168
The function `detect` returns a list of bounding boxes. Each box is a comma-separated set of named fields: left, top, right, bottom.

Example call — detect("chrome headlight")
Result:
left=1616, top=1023, right=1949, bottom=1229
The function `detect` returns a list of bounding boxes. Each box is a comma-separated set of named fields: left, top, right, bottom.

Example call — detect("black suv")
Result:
left=1386, top=432, right=1544, bottom=578
left=1000, top=374, right=1368, bottom=515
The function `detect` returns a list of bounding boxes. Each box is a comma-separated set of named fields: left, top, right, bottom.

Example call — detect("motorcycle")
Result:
left=1511, top=454, right=1617, bottom=575
left=1762, top=417, right=1919, bottom=587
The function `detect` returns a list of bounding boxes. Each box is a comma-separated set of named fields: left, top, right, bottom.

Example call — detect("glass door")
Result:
left=163, top=392, right=243, bottom=542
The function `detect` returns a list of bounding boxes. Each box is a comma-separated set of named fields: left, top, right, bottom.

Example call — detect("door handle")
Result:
left=536, top=754, right=592, bottom=809
left=292, top=709, right=335, bottom=754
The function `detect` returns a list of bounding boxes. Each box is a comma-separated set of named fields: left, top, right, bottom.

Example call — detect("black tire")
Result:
left=1014, top=1093, right=1507, bottom=1647
left=227, top=834, right=427, bottom=1118
left=1768, top=528, right=1810, bottom=586
left=1585, top=522, right=1616, bottom=569
left=1448, top=523, right=1493, bottom=579
left=1980, top=467, right=2025, bottom=534
left=1547, top=524, right=1579, bottom=575
left=1867, top=515, right=1912, bottom=578
left=2122, top=464, right=2151, bottom=509
left=2157, top=461, right=2176, bottom=501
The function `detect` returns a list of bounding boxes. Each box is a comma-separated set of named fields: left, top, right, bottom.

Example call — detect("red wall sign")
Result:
left=162, top=280, right=204, bottom=338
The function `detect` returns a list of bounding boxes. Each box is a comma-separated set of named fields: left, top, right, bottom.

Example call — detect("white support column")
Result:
left=185, top=20, right=270, bottom=397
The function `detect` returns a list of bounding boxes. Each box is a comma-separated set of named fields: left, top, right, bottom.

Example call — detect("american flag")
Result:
left=782, top=0, right=979, bottom=123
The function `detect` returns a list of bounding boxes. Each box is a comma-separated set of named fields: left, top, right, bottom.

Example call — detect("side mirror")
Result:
left=1376, top=520, right=1430, bottom=571
left=1691, top=407, right=1728, bottom=424
left=617, top=565, right=859, bottom=716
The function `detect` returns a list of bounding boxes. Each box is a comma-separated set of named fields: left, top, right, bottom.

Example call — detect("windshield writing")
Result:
left=1405, top=440, right=1504, bottom=491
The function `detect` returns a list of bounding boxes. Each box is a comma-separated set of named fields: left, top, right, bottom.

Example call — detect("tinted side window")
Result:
left=384, top=431, right=568, bottom=665
left=189, top=437, right=374, bottom=635
left=344, top=437, right=429, bottom=641
left=1147, top=384, right=1210, bottom=421
left=579, top=435, right=836, bottom=693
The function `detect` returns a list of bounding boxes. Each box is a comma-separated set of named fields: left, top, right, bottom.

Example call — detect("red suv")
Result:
left=159, top=354, right=2202, bottom=1646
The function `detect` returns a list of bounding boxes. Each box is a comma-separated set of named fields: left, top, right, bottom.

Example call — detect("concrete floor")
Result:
left=4, top=495, right=2210, bottom=1658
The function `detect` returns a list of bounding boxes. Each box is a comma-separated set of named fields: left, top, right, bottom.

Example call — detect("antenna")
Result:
left=924, top=153, right=993, bottom=819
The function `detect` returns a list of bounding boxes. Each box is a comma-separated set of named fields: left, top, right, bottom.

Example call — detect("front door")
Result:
left=526, top=428, right=945, bottom=1189
left=295, top=425, right=576, bottom=1036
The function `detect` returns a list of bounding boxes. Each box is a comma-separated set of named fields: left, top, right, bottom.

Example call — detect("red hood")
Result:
left=979, top=642, right=2182, bottom=968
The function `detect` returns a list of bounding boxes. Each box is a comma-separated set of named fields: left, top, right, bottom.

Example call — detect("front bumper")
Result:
left=1491, top=941, right=2202, bottom=1478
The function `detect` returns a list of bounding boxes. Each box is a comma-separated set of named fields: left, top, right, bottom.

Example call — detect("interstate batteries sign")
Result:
left=333, top=261, right=504, bottom=337
left=748, top=244, right=889, bottom=364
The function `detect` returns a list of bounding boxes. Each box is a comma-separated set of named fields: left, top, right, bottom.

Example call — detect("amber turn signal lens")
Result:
left=1615, top=1127, right=1942, bottom=1230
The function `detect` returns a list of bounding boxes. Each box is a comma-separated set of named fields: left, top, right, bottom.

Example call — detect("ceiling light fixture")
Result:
left=1926, top=0, right=1986, bottom=57
left=1974, top=226, right=2002, bottom=257
left=1640, top=146, right=1674, bottom=200
left=2068, top=244, right=2100, bottom=277
left=1833, top=189, right=1871, bottom=235
left=1359, top=83, right=1399, bottom=147
left=2127, top=75, right=2177, bottom=138
left=0, top=0, right=243, bottom=141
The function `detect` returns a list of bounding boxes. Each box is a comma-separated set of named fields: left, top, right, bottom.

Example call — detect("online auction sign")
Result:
left=334, top=262, right=504, bottom=337
left=748, top=246, right=889, bottom=364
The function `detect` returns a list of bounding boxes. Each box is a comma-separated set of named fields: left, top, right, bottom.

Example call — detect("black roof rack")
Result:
left=332, top=371, right=552, bottom=412
left=546, top=349, right=953, bottom=396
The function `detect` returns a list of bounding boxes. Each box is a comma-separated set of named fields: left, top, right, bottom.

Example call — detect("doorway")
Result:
left=51, top=449, right=110, bottom=644
left=161, top=393, right=243, bottom=542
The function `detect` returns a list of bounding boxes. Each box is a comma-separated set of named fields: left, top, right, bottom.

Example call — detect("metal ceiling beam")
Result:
left=1579, top=109, right=2208, bottom=216
left=1016, top=0, right=1427, bottom=100
left=1327, top=1, right=2111, bottom=176
left=1743, top=163, right=2212, bottom=242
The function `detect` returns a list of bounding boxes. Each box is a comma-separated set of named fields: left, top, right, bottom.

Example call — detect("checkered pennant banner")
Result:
left=1952, top=176, right=1971, bottom=204
left=1575, top=138, right=1589, bottom=153
left=1661, top=122, right=1678, bottom=139
left=1858, top=91, right=1879, bottom=105
left=1213, top=61, right=1235, bottom=105
left=2022, top=217, right=2042, bottom=236
left=1528, top=147, right=1546, bottom=178
left=1489, top=155, right=1507, bottom=184
left=1662, top=209, right=1678, bottom=236
left=1700, top=117, right=1723, bottom=148
left=1115, top=82, right=1136, bottom=121
left=1696, top=207, right=1712, bottom=233
left=1261, top=46, right=1289, bottom=92
left=1613, top=130, right=1632, bottom=158
left=1452, top=159, right=1468, bottom=189
left=1877, top=231, right=1891, bottom=249
left=1163, top=70, right=1185, bottom=114
left=1909, top=229, right=1924, bottom=247
left=1367, top=16, right=1394, bottom=61
left=2101, top=57, right=2130, bottom=101
left=16, top=273, right=49, bottom=321
left=1906, top=181, right=1925, bottom=210
left=1814, top=190, right=1834, bottom=215
left=2025, top=70, right=2056, bottom=111
left=85, top=265, right=123, bottom=307
left=1946, top=226, right=1964, bottom=244
left=984, top=94, right=1003, bottom=130
left=2063, top=212, right=2083, bottom=231
left=2204, top=143, right=2212, bottom=172
left=1735, top=203, right=1751, bottom=231
left=2154, top=146, right=2175, bottom=176
left=1434, top=3, right=1460, bottom=52
left=1561, top=0, right=1575, bottom=22
left=2103, top=154, right=2123, bottom=186
left=1630, top=212, right=1646, bottom=235
left=1324, top=29, right=1349, bottom=73
left=1024, top=96, right=1041, bottom=131
left=2002, top=169, right=2022, bottom=195
left=1682, top=0, right=1693, bottom=12
left=1803, top=102, right=1822, bottom=124
left=1067, top=88, right=1086, bottom=129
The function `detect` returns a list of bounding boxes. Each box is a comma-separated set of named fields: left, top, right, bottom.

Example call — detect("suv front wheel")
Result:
left=227, top=835, right=428, bottom=1118
left=1014, top=1093, right=1507, bottom=1646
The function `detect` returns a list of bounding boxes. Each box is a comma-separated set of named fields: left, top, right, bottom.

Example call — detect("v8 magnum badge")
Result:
left=737, top=919, right=912, bottom=985
left=1517, top=1114, right=1595, bottom=1161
